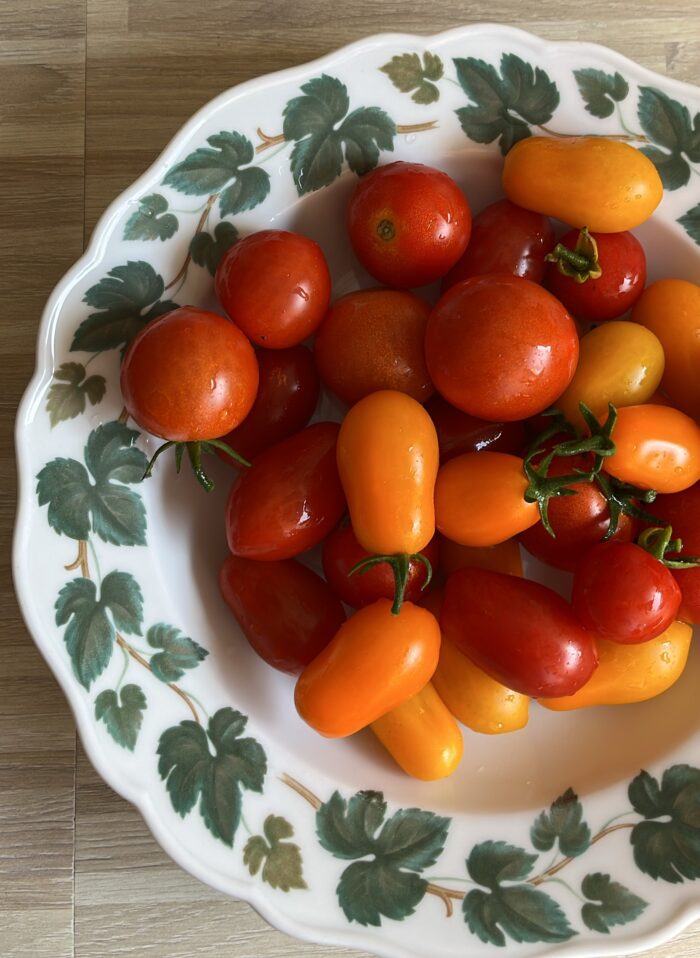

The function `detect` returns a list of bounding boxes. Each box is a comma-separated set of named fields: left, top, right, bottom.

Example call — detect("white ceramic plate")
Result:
left=14, top=23, right=700, bottom=958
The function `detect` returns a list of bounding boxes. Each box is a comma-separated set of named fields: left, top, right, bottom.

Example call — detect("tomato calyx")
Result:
left=376, top=218, right=396, bottom=242
left=545, top=227, right=602, bottom=283
left=637, top=525, right=700, bottom=570
left=350, top=552, right=433, bottom=616
left=143, top=438, right=250, bottom=492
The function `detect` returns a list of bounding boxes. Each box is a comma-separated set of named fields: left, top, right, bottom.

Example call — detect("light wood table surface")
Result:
left=2, top=2, right=699, bottom=956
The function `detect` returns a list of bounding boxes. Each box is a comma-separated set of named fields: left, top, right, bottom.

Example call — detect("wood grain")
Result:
left=3, top=2, right=700, bottom=957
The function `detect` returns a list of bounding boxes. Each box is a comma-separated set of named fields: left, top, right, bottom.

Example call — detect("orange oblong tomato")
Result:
left=540, top=620, right=692, bottom=710
left=294, top=599, right=441, bottom=738
left=434, top=452, right=539, bottom=547
left=502, top=136, right=663, bottom=232
left=603, top=404, right=700, bottom=494
left=336, top=391, right=439, bottom=610
left=632, top=278, right=700, bottom=421
left=370, top=682, right=463, bottom=780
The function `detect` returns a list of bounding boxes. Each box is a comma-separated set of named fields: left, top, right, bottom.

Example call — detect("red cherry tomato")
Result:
left=441, top=199, right=554, bottom=291
left=314, top=288, right=433, bottom=405
left=322, top=524, right=438, bottom=608
left=215, top=230, right=331, bottom=348
left=572, top=540, right=681, bottom=643
left=643, top=484, right=700, bottom=625
left=217, top=345, right=319, bottom=464
left=519, top=453, right=635, bottom=572
left=120, top=306, right=258, bottom=441
left=425, top=275, right=579, bottom=421
left=347, top=161, right=471, bottom=288
left=425, top=394, right=527, bottom=463
left=546, top=228, right=646, bottom=322
left=219, top=555, right=346, bottom=673
left=225, top=422, right=345, bottom=560
left=441, top=567, right=598, bottom=698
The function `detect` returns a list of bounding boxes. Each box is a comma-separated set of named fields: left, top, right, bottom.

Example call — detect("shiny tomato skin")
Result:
left=217, top=345, right=319, bottom=464
left=519, top=453, right=635, bottom=572
left=314, top=288, right=433, bottom=404
left=347, top=162, right=471, bottom=288
left=215, top=230, right=331, bottom=348
left=547, top=230, right=646, bottom=322
left=572, top=541, right=681, bottom=643
left=219, top=555, right=346, bottom=673
left=441, top=199, right=555, bottom=291
left=425, top=274, right=578, bottom=421
left=646, top=484, right=700, bottom=624
left=322, top=525, right=438, bottom=608
left=120, top=306, right=258, bottom=441
left=603, top=404, right=700, bottom=494
left=425, top=394, right=527, bottom=463
left=441, top=567, right=598, bottom=698
left=225, top=422, right=345, bottom=560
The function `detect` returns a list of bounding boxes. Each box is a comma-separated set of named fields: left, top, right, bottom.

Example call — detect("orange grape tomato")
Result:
left=294, top=599, right=441, bottom=738
left=502, top=136, right=663, bottom=232
left=438, top=535, right=523, bottom=578
left=632, top=278, right=700, bottom=421
left=541, top=620, right=692, bottom=710
left=603, top=404, right=700, bottom=494
left=336, top=390, right=439, bottom=555
left=370, top=682, right=464, bottom=780
left=434, top=452, right=539, bottom=547
left=555, top=321, right=665, bottom=431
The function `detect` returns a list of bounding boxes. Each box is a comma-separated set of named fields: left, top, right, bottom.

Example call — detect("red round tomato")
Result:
left=217, top=345, right=319, bottom=464
left=322, top=524, right=438, bottom=608
left=441, top=199, right=554, bottom=291
left=314, top=288, right=433, bottom=404
left=219, top=555, right=346, bottom=673
left=425, top=274, right=579, bottom=421
left=120, top=305, right=258, bottom=441
left=215, top=230, right=331, bottom=348
left=519, top=453, right=635, bottom=572
left=347, top=162, right=471, bottom=288
left=572, top=540, right=681, bottom=643
left=546, top=228, right=646, bottom=322
left=645, top=484, right=700, bottom=624
left=425, top=394, right=527, bottom=463
left=225, top=422, right=345, bottom=560
left=441, top=567, right=598, bottom=698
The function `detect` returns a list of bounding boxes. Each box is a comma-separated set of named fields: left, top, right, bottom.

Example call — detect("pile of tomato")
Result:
left=120, top=135, right=700, bottom=781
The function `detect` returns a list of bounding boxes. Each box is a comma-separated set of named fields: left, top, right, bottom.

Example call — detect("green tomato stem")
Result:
left=544, top=227, right=602, bottom=283
left=349, top=552, right=434, bottom=616
left=637, top=525, right=700, bottom=569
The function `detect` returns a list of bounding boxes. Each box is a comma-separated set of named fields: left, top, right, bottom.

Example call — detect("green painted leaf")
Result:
left=678, top=203, right=700, bottom=245
left=574, top=69, right=629, bottom=118
left=581, top=872, right=647, bottom=933
left=638, top=87, right=700, bottom=190
left=123, top=193, right=178, bottom=241
left=243, top=815, right=307, bottom=891
left=46, top=362, right=106, bottom=427
left=95, top=684, right=147, bottom=750
left=629, top=765, right=700, bottom=882
left=375, top=807, right=450, bottom=871
left=530, top=787, right=591, bottom=857
left=164, top=130, right=253, bottom=194
left=283, top=74, right=395, bottom=194
left=99, top=570, right=143, bottom=634
left=85, top=421, right=147, bottom=483
left=219, top=166, right=270, bottom=216
left=454, top=53, right=559, bottom=154
left=72, top=261, right=177, bottom=353
left=37, top=458, right=92, bottom=539
left=146, top=623, right=208, bottom=682
left=189, top=222, right=239, bottom=274
left=90, top=484, right=146, bottom=547
left=158, top=708, right=267, bottom=846
left=317, top=790, right=387, bottom=860
left=463, top=884, right=576, bottom=945
left=337, top=860, right=426, bottom=926
left=466, top=841, right=537, bottom=889
left=380, top=51, right=444, bottom=104
left=55, top=578, right=114, bottom=689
